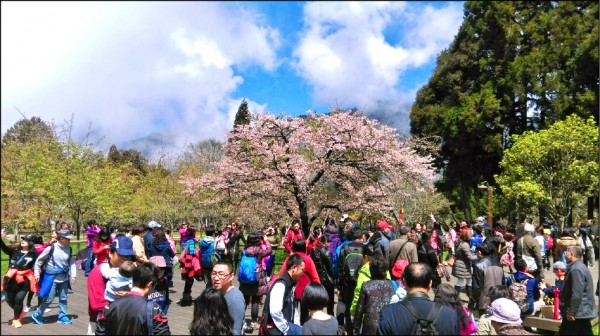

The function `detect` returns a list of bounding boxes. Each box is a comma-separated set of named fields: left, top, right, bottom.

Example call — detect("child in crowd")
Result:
left=390, top=259, right=408, bottom=304
left=301, top=283, right=340, bottom=335
left=541, top=261, right=566, bottom=305
left=149, top=256, right=171, bottom=314
left=511, top=258, right=542, bottom=316
left=104, top=260, right=135, bottom=303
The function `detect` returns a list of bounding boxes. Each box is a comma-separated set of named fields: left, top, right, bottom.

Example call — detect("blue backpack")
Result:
left=200, top=237, right=218, bottom=268
left=334, top=240, right=350, bottom=278
left=238, top=250, right=258, bottom=285
left=184, top=240, right=196, bottom=256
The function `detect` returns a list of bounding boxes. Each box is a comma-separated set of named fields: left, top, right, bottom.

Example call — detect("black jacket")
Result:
left=377, top=293, right=460, bottom=335
left=311, top=246, right=334, bottom=286
left=264, top=271, right=297, bottom=328
left=99, top=292, right=171, bottom=335
left=1, top=239, right=37, bottom=271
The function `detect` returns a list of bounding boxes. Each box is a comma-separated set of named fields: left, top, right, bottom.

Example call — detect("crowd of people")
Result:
left=1, top=215, right=598, bottom=335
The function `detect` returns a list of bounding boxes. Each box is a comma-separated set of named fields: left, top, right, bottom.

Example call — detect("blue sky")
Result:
left=1, top=1, right=464, bottom=158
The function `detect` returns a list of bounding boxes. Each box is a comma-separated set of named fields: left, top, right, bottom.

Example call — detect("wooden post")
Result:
left=487, top=186, right=493, bottom=229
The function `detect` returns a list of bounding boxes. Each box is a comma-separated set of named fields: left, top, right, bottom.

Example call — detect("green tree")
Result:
left=54, top=140, right=133, bottom=238
left=410, top=1, right=599, bottom=222
left=1, top=137, right=64, bottom=234
left=1, top=116, right=55, bottom=146
left=107, top=144, right=148, bottom=176
left=233, top=99, right=251, bottom=127
left=495, top=115, right=598, bottom=229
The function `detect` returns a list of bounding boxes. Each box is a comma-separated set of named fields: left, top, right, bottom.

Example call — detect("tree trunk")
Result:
left=588, top=196, right=595, bottom=219
left=299, top=200, right=310, bottom=238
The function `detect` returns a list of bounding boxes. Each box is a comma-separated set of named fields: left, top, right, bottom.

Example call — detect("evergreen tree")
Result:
left=233, top=99, right=251, bottom=127
left=410, top=1, right=599, bottom=221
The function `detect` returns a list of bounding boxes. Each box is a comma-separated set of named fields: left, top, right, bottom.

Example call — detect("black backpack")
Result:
left=341, top=244, right=363, bottom=284
left=400, top=300, right=442, bottom=335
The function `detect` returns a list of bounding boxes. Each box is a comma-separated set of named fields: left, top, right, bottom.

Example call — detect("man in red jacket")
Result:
left=279, top=239, right=320, bottom=324
left=87, top=236, right=135, bottom=335
left=284, top=220, right=304, bottom=253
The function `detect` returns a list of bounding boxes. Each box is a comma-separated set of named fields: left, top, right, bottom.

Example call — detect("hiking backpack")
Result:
left=401, top=300, right=442, bottom=335
left=508, top=278, right=529, bottom=314
left=238, top=250, right=259, bottom=285
left=183, top=240, right=196, bottom=256
left=341, top=244, right=364, bottom=284
left=200, top=238, right=218, bottom=268
left=334, top=241, right=350, bottom=279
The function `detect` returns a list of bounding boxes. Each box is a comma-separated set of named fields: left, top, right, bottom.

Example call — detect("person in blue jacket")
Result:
left=512, top=258, right=540, bottom=315
left=147, top=229, right=175, bottom=285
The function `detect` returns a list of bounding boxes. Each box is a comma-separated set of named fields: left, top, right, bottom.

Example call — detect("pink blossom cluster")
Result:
left=181, top=111, right=435, bottom=226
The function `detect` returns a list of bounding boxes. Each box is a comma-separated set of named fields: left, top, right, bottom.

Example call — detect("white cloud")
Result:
left=293, top=1, right=463, bottom=133
left=1, top=2, right=280, bottom=158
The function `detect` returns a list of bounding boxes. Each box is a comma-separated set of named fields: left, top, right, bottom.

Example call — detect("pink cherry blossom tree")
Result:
left=181, top=110, right=435, bottom=237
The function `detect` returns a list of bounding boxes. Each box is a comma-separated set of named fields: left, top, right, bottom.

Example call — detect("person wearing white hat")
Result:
left=144, top=221, right=162, bottom=259
left=515, top=222, right=543, bottom=280
left=486, top=298, right=534, bottom=335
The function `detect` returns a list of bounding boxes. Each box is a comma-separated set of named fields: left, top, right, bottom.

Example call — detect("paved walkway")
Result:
left=1, top=261, right=597, bottom=335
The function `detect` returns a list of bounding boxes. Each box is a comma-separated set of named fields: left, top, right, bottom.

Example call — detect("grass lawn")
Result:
left=593, top=322, right=598, bottom=336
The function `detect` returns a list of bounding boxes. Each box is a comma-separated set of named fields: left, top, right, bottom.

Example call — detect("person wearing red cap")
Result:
left=368, top=220, right=391, bottom=258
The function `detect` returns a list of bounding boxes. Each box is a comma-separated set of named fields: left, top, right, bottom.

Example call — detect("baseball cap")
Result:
left=524, top=223, right=535, bottom=232
left=147, top=220, right=162, bottom=229
left=377, top=220, right=392, bottom=230
left=149, top=256, right=167, bottom=268
left=111, top=235, right=135, bottom=256
left=485, top=298, right=522, bottom=324
left=57, top=229, right=74, bottom=240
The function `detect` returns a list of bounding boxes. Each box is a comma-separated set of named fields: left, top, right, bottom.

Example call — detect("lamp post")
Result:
left=478, top=182, right=493, bottom=229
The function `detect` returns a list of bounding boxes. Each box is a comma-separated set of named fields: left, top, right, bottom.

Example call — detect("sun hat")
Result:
left=149, top=256, right=167, bottom=268
left=111, top=235, right=135, bottom=256
left=485, top=298, right=522, bottom=324
left=524, top=223, right=535, bottom=232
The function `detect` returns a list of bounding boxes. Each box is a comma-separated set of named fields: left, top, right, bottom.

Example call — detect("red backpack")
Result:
left=545, top=235, right=554, bottom=251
